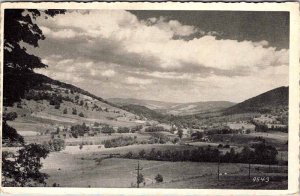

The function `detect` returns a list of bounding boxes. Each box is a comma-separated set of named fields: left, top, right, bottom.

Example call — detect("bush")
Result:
left=155, top=174, right=163, bottom=183
left=79, top=100, right=84, bottom=106
left=102, top=125, right=115, bottom=134
left=72, top=108, right=77, bottom=115
left=117, top=127, right=130, bottom=133
left=63, top=108, right=68, bottom=114
left=103, top=136, right=137, bottom=148
left=3, top=112, right=18, bottom=121
left=125, top=151, right=133, bottom=158
left=46, top=139, right=66, bottom=152
left=131, top=125, right=143, bottom=133
left=139, top=149, right=146, bottom=158
left=145, top=126, right=166, bottom=133
left=78, top=112, right=84, bottom=117
left=224, top=144, right=230, bottom=148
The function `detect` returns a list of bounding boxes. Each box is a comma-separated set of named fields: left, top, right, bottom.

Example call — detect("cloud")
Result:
left=101, top=69, right=116, bottom=77
left=36, top=10, right=288, bottom=75
left=28, top=10, right=289, bottom=103
left=126, top=77, right=153, bottom=85
left=145, top=16, right=198, bottom=37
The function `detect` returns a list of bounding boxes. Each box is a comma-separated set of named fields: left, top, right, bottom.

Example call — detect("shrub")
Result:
left=155, top=174, right=163, bottom=183
left=131, top=125, right=143, bottom=133
left=3, top=112, right=18, bottom=121
left=125, top=151, right=133, bottom=158
left=79, top=112, right=84, bottom=117
left=17, top=103, right=22, bottom=108
left=224, top=144, right=230, bottom=148
left=46, top=139, right=66, bottom=152
left=63, top=108, right=68, bottom=114
left=145, top=126, right=166, bottom=133
left=79, top=100, right=84, bottom=106
left=117, top=127, right=130, bottom=133
left=72, top=108, right=77, bottom=115
left=102, top=125, right=115, bottom=134
left=103, top=136, right=136, bottom=148
left=139, top=149, right=146, bottom=158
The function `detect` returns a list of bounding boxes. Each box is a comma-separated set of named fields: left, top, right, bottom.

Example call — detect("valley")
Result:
left=3, top=74, right=288, bottom=189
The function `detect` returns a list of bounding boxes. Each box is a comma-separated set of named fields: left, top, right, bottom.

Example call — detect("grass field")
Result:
left=40, top=146, right=287, bottom=189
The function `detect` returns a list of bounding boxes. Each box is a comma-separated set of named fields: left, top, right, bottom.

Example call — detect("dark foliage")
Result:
left=117, top=127, right=130, bottom=133
left=4, top=9, right=65, bottom=106
left=155, top=174, right=163, bottom=183
left=70, top=123, right=89, bottom=138
left=3, top=112, right=18, bottom=121
left=44, top=139, right=66, bottom=152
left=123, top=143, right=278, bottom=165
left=2, top=144, right=50, bottom=187
left=102, top=125, right=115, bottom=134
left=103, top=136, right=137, bottom=148
left=145, top=126, right=167, bottom=133
left=2, top=121, right=24, bottom=146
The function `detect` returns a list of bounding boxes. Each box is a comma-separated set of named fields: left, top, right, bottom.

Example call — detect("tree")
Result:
left=177, top=129, right=183, bottom=139
left=2, top=9, right=65, bottom=186
left=4, top=9, right=65, bottom=106
left=79, top=143, right=83, bottom=150
left=138, top=149, right=146, bottom=158
left=2, top=144, right=50, bottom=187
left=79, top=100, right=84, bottom=106
left=47, top=139, right=66, bottom=152
left=137, top=173, right=144, bottom=184
left=72, top=108, right=77, bottom=115
left=63, top=108, right=68, bottom=114
left=2, top=121, right=24, bottom=146
left=78, top=112, right=84, bottom=117
left=155, top=174, right=163, bottom=183
left=3, top=112, right=18, bottom=121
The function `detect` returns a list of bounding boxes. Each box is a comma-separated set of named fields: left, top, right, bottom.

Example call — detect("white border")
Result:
left=0, top=2, right=299, bottom=195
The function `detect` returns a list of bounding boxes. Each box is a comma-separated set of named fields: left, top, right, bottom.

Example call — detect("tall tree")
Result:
left=2, top=9, right=65, bottom=187
left=3, top=9, right=65, bottom=105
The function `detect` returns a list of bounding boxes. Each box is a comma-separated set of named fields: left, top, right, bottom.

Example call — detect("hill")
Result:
left=120, top=104, right=167, bottom=123
left=224, top=86, right=288, bottom=114
left=4, top=73, right=142, bottom=143
left=107, top=98, right=174, bottom=110
left=108, top=98, right=235, bottom=116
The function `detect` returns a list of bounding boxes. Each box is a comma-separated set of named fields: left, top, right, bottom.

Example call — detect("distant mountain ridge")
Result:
left=224, top=86, right=288, bottom=114
left=107, top=98, right=235, bottom=116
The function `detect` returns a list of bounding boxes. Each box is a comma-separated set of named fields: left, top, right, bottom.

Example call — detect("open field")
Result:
left=209, top=132, right=288, bottom=151
left=41, top=151, right=287, bottom=189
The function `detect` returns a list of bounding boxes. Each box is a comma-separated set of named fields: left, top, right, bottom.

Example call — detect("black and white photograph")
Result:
left=1, top=2, right=299, bottom=194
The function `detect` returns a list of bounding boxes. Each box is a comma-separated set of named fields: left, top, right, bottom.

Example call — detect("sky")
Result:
left=27, top=10, right=289, bottom=103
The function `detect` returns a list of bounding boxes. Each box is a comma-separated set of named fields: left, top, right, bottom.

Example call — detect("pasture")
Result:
left=40, top=145, right=287, bottom=189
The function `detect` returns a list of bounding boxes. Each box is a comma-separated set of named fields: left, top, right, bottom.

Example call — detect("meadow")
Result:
left=41, top=152, right=287, bottom=189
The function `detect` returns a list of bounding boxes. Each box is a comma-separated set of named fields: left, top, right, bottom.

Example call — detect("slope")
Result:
left=224, top=86, right=288, bottom=114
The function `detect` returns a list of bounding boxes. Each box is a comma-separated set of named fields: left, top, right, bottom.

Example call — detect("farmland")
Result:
left=41, top=153, right=287, bottom=189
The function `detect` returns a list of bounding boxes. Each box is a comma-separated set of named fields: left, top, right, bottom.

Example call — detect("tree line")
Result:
left=123, top=142, right=279, bottom=165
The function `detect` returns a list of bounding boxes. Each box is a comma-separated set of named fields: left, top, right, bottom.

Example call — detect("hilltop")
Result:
left=108, top=98, right=235, bottom=116
left=224, top=86, right=288, bottom=114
